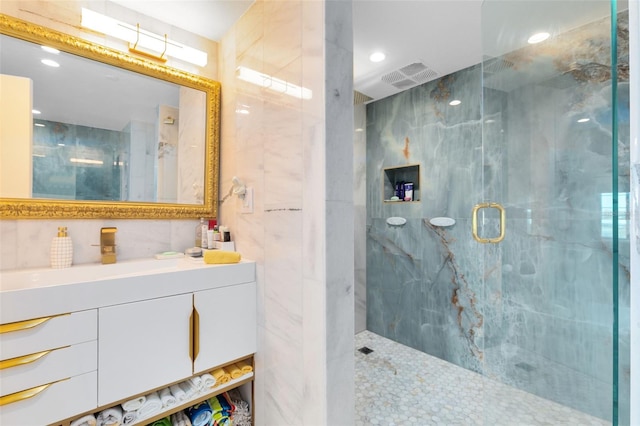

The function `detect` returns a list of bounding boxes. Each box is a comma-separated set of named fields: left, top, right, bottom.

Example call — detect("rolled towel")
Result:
left=71, top=414, right=97, bottom=426
left=179, top=380, right=197, bottom=397
left=170, top=410, right=193, bottom=426
left=169, top=384, right=187, bottom=401
left=159, top=387, right=177, bottom=408
left=150, top=417, right=171, bottom=426
left=203, top=250, right=241, bottom=264
left=212, top=368, right=230, bottom=385
left=186, top=400, right=213, bottom=426
left=121, top=396, right=146, bottom=412
left=137, top=391, right=163, bottom=420
left=121, top=411, right=137, bottom=426
left=227, top=364, right=243, bottom=379
left=190, top=375, right=203, bottom=390
left=201, top=372, right=216, bottom=388
left=96, top=406, right=123, bottom=426
left=236, top=359, right=253, bottom=374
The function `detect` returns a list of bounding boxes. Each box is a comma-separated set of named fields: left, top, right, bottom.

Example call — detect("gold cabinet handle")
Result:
left=189, top=310, right=194, bottom=362
left=0, top=378, right=68, bottom=406
left=0, top=349, right=53, bottom=370
left=472, top=202, right=506, bottom=243
left=0, top=314, right=68, bottom=335
left=193, top=308, right=200, bottom=362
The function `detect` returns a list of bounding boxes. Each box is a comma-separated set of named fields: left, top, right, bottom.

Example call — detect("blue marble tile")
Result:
left=365, top=13, right=630, bottom=422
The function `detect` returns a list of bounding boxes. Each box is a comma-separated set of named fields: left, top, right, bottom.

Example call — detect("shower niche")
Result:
left=383, top=164, right=420, bottom=203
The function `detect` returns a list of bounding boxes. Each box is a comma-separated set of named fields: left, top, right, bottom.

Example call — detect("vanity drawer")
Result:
left=0, top=309, right=97, bottom=361
left=0, top=370, right=97, bottom=426
left=0, top=340, right=97, bottom=397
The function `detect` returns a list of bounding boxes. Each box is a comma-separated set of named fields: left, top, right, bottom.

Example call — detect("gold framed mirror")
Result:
left=0, top=14, right=220, bottom=219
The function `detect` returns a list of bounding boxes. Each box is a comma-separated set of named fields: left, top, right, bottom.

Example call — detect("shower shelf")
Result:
left=383, top=164, right=420, bottom=203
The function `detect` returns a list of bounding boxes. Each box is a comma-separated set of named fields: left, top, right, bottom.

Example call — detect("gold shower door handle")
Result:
left=472, top=202, right=505, bottom=243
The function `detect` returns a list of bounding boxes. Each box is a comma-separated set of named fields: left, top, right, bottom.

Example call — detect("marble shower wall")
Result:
left=366, top=13, right=630, bottom=421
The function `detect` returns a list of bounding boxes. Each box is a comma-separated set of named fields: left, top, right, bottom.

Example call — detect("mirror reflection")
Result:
left=0, top=33, right=206, bottom=205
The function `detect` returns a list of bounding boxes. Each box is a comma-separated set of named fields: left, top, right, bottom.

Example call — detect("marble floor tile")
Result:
left=355, top=331, right=609, bottom=426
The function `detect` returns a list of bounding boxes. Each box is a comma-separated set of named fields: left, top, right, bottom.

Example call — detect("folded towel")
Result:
left=71, top=414, right=97, bottom=426
left=121, top=411, right=137, bottom=426
left=186, top=400, right=213, bottom=426
left=212, top=368, right=231, bottom=385
left=179, top=380, right=197, bottom=397
left=137, top=391, right=162, bottom=420
left=171, top=411, right=193, bottom=426
left=236, top=359, right=253, bottom=374
left=203, top=250, right=241, bottom=264
left=169, top=384, right=187, bottom=401
left=121, top=396, right=146, bottom=412
left=227, top=364, right=243, bottom=379
left=201, top=373, right=216, bottom=388
left=159, top=387, right=177, bottom=408
left=96, top=407, right=123, bottom=426
left=150, top=417, right=171, bottom=426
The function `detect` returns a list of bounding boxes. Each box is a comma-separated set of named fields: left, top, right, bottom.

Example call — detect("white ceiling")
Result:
left=109, top=0, right=485, bottom=101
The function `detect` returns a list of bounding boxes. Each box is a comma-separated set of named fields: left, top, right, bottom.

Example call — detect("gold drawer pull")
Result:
left=193, top=308, right=200, bottom=361
left=0, top=349, right=54, bottom=370
left=0, top=378, right=68, bottom=406
left=0, top=314, right=68, bottom=335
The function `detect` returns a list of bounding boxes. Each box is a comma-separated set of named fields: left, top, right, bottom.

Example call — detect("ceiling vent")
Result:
left=483, top=56, right=515, bottom=75
left=380, top=62, right=438, bottom=90
left=354, top=90, right=373, bottom=105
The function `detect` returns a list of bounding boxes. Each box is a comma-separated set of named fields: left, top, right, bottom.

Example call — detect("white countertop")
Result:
left=0, top=257, right=256, bottom=324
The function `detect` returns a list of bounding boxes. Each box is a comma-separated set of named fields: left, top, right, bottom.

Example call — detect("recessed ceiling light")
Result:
left=528, top=32, right=550, bottom=44
left=41, top=46, right=59, bottom=54
left=41, top=59, right=60, bottom=67
left=32, top=109, right=41, bottom=114
left=577, top=118, right=590, bottom=123
left=449, top=99, right=461, bottom=106
left=369, top=52, right=386, bottom=63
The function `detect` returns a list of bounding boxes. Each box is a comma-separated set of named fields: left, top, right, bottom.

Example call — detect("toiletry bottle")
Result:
left=50, top=226, right=73, bottom=269
left=195, top=218, right=206, bottom=247
left=200, top=218, right=208, bottom=248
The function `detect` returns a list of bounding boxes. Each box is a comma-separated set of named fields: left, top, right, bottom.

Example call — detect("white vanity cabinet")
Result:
left=98, top=293, right=194, bottom=406
left=194, top=283, right=257, bottom=373
left=0, top=259, right=257, bottom=425
left=0, top=310, right=98, bottom=426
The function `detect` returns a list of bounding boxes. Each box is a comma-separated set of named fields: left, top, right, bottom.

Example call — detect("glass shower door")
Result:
left=479, top=0, right=629, bottom=423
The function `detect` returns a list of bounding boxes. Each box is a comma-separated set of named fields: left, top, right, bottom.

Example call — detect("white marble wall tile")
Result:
left=0, top=221, right=17, bottom=271
left=235, top=0, right=264, bottom=59
left=263, top=0, right=302, bottom=76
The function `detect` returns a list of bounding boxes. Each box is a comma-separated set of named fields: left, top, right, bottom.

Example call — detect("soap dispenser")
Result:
left=50, top=226, right=73, bottom=269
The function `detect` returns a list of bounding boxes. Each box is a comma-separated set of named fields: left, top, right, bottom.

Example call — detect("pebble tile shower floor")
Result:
left=355, top=331, right=609, bottom=426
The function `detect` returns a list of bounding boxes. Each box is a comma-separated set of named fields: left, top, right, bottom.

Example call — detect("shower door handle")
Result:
left=472, top=202, right=505, bottom=243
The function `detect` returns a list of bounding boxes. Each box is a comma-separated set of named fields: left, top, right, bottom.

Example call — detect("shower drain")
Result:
left=358, top=346, right=374, bottom=355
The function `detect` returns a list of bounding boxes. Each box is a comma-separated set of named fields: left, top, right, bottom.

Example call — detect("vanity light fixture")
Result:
left=527, top=32, right=550, bottom=44
left=369, top=51, right=386, bottom=63
left=449, top=99, right=462, bottom=106
left=236, top=66, right=312, bottom=100
left=81, top=8, right=208, bottom=67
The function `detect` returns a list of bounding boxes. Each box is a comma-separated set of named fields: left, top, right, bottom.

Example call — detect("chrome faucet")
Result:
left=100, top=227, right=117, bottom=264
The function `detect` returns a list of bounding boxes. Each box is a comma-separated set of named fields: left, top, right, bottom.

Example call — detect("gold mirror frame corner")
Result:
left=0, top=14, right=220, bottom=220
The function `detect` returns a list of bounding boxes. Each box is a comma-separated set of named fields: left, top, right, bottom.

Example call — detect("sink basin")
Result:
left=0, top=257, right=203, bottom=292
